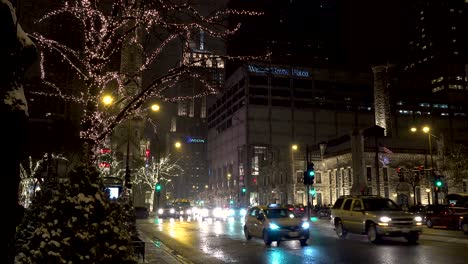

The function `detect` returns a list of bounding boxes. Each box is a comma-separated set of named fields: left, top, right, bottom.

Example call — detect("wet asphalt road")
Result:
left=137, top=217, right=468, bottom=264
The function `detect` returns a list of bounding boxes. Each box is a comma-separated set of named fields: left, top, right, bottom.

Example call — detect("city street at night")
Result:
left=137, top=217, right=468, bottom=264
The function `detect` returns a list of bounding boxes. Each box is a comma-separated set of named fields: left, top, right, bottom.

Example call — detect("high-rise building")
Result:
left=165, top=30, right=225, bottom=202
left=226, top=0, right=339, bottom=77
left=404, top=0, right=467, bottom=98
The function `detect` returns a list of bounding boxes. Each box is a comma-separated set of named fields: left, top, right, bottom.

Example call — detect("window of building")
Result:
left=384, top=187, right=389, bottom=198
left=383, top=168, right=388, bottom=182
left=200, top=97, right=206, bottom=118
left=335, top=170, right=339, bottom=186
left=367, top=167, right=372, bottom=181
left=329, top=171, right=332, bottom=185
left=348, top=168, right=352, bottom=184
left=316, top=172, right=322, bottom=184
left=178, top=101, right=188, bottom=116
left=330, top=189, right=333, bottom=205
left=463, top=180, right=467, bottom=193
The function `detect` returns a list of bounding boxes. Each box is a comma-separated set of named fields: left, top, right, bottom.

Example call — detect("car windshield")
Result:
left=363, top=198, right=401, bottom=211
left=264, top=209, right=296, bottom=219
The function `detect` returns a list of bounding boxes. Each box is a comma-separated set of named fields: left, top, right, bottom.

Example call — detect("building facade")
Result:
left=207, top=63, right=375, bottom=207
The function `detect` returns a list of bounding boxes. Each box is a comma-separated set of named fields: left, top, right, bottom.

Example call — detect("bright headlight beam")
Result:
left=379, top=216, right=392, bottom=223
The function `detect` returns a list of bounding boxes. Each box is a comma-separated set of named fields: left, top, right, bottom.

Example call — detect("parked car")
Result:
left=134, top=206, right=149, bottom=219
left=330, top=195, right=423, bottom=244
left=425, top=206, right=468, bottom=231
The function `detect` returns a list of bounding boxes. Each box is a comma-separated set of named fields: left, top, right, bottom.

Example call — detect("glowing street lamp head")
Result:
left=174, top=141, right=182, bottom=148
left=151, top=104, right=160, bottom=112
left=291, top=144, right=298, bottom=151
left=422, top=126, right=430, bottom=133
left=410, top=127, right=417, bottom=133
left=102, top=95, right=113, bottom=105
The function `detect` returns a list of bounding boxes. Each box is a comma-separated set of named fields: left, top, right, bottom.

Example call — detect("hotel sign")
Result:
left=247, top=65, right=310, bottom=77
left=187, top=137, right=206, bottom=143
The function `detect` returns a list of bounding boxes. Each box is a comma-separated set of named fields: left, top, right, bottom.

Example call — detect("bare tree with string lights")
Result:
left=14, top=1, right=265, bottom=262
left=29, top=0, right=264, bottom=158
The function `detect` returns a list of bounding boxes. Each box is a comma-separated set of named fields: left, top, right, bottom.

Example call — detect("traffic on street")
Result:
left=136, top=213, right=468, bottom=264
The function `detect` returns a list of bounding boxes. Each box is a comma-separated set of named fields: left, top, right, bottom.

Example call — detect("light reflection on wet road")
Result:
left=138, top=217, right=468, bottom=264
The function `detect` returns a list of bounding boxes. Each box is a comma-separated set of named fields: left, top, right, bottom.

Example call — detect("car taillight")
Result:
left=288, top=208, right=294, bottom=211
left=300, top=208, right=304, bottom=211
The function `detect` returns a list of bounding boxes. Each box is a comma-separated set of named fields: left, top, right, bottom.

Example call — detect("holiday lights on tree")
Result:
left=133, top=155, right=182, bottom=211
left=29, top=0, right=265, bottom=157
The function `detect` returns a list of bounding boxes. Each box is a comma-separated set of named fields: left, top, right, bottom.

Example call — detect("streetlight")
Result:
left=410, top=126, right=434, bottom=170
left=102, top=95, right=114, bottom=106
left=291, top=144, right=298, bottom=151
left=151, top=103, right=160, bottom=112
left=174, top=141, right=182, bottom=149
left=411, top=125, right=440, bottom=204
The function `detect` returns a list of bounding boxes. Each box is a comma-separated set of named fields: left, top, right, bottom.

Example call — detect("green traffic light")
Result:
left=309, top=188, right=316, bottom=195
left=308, top=171, right=315, bottom=177
left=156, top=184, right=161, bottom=191
left=436, top=181, right=442, bottom=187
left=242, top=187, right=246, bottom=193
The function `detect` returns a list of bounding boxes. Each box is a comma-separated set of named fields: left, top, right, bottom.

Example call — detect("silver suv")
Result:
left=330, top=195, right=423, bottom=243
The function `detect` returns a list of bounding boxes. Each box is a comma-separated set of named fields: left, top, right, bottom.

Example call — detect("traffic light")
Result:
left=397, top=167, right=403, bottom=181
left=309, top=187, right=316, bottom=197
left=155, top=183, right=162, bottom=194
left=418, top=166, right=425, bottom=176
left=241, top=187, right=246, bottom=195
left=304, top=162, right=315, bottom=185
left=435, top=177, right=443, bottom=188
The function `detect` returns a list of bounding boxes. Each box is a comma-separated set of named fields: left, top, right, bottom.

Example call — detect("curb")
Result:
left=137, top=227, right=193, bottom=264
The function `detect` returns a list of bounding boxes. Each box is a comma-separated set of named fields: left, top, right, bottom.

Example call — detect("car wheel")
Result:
left=405, top=232, right=419, bottom=244
left=244, top=226, right=252, bottom=240
left=335, top=220, right=347, bottom=239
left=300, top=239, right=308, bottom=246
left=367, top=223, right=381, bottom=243
left=263, top=230, right=272, bottom=246
left=426, top=219, right=433, bottom=228
left=462, top=222, right=468, bottom=235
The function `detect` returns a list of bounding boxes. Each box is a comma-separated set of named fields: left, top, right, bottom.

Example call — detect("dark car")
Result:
left=134, top=206, right=149, bottom=219
left=425, top=205, right=468, bottom=231
left=157, top=205, right=178, bottom=219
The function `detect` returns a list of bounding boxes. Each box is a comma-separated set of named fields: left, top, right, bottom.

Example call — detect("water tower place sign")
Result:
left=247, top=65, right=310, bottom=78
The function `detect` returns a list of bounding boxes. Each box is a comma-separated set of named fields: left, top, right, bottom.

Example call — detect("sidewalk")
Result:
left=136, top=225, right=191, bottom=264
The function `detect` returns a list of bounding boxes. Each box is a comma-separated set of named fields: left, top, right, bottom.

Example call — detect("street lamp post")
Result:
left=411, top=126, right=438, bottom=204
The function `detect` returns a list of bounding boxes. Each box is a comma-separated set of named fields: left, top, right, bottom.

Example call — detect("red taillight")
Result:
left=288, top=208, right=294, bottom=211
left=300, top=208, right=304, bottom=211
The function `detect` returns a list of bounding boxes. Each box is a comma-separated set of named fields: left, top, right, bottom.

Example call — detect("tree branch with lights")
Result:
left=29, top=0, right=265, bottom=158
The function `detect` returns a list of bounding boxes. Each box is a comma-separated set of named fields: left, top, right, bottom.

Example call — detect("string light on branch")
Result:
left=31, top=0, right=267, bottom=157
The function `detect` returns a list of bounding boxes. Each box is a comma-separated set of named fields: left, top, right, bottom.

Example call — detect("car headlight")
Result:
left=302, top=222, right=310, bottom=229
left=240, top=209, right=247, bottom=216
left=269, top=223, right=280, bottom=230
left=414, top=216, right=422, bottom=222
left=213, top=207, right=223, bottom=218
left=379, top=216, right=392, bottom=223
left=170, top=208, right=175, bottom=214
left=158, top=209, right=163, bottom=214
